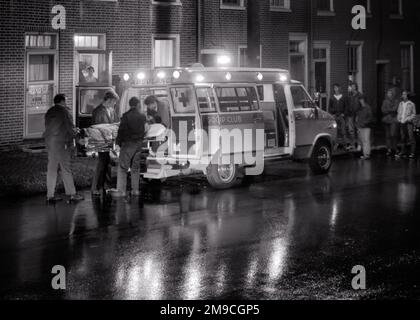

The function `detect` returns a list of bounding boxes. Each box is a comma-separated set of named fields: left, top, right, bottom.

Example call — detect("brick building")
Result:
left=0, top=0, right=419, bottom=148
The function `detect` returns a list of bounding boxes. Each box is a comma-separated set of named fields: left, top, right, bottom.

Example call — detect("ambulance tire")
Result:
left=309, top=141, right=332, bottom=175
left=206, top=164, right=243, bottom=189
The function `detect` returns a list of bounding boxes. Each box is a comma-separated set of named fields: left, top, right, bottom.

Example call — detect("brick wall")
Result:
left=1, top=0, right=419, bottom=147
left=0, top=0, right=197, bottom=148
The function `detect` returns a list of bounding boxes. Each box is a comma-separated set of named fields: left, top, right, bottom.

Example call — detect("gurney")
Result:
left=79, top=123, right=119, bottom=153
left=78, top=123, right=167, bottom=157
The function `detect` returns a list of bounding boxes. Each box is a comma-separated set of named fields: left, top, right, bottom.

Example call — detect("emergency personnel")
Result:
left=43, top=94, right=84, bottom=203
left=144, top=95, right=163, bottom=125
left=115, top=97, right=149, bottom=197
left=91, top=90, right=120, bottom=197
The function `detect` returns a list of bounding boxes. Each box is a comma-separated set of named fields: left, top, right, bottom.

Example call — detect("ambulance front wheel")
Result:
left=206, top=164, right=243, bottom=189
left=309, top=141, right=332, bottom=175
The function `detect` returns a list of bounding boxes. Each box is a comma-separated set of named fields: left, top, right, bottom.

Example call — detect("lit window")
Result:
left=270, top=0, right=291, bottom=11
left=153, top=35, right=179, bottom=68
left=220, top=0, right=247, bottom=10
left=25, top=34, right=57, bottom=49
left=74, top=35, right=105, bottom=49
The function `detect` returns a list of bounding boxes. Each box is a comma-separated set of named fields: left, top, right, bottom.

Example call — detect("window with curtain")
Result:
left=28, top=55, right=55, bottom=82
left=154, top=38, right=177, bottom=68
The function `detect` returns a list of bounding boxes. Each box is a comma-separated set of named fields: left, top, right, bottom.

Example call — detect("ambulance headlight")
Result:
left=257, top=72, right=263, bottom=81
left=196, top=74, right=205, bottom=82
left=173, top=70, right=181, bottom=79
left=123, top=73, right=130, bottom=81
left=225, top=72, right=232, bottom=81
left=157, top=71, right=166, bottom=79
left=279, top=73, right=288, bottom=82
left=137, top=72, right=146, bottom=80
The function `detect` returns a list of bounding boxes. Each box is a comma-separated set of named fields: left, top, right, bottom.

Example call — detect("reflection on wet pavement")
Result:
left=1, top=156, right=420, bottom=299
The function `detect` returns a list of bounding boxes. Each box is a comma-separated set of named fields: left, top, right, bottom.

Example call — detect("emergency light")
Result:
left=157, top=71, right=166, bottom=79
left=195, top=74, right=205, bottom=82
left=279, top=73, right=288, bottom=82
left=173, top=70, right=181, bottom=79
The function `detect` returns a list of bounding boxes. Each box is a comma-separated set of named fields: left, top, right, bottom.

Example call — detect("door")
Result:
left=289, top=84, right=319, bottom=147
left=169, top=85, right=201, bottom=159
left=273, top=83, right=292, bottom=152
left=376, top=63, right=390, bottom=124
left=25, top=52, right=58, bottom=138
left=214, top=85, right=264, bottom=167
left=312, top=44, right=330, bottom=111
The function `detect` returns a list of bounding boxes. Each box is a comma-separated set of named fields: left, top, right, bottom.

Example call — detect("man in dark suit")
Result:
left=115, top=97, right=149, bottom=197
left=43, top=94, right=84, bottom=203
left=91, top=90, right=120, bottom=196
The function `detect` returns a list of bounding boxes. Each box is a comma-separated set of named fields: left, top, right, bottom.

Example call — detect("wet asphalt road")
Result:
left=1, top=153, right=420, bottom=300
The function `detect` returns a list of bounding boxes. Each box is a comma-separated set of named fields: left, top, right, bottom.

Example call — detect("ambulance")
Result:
left=118, top=65, right=337, bottom=189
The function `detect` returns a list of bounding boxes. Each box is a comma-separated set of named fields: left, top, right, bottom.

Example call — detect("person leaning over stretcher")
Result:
left=91, top=90, right=120, bottom=197
left=114, top=97, right=149, bottom=198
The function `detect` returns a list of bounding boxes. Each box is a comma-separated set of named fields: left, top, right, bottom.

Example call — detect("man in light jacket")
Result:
left=91, top=90, right=120, bottom=196
left=397, top=91, right=417, bottom=159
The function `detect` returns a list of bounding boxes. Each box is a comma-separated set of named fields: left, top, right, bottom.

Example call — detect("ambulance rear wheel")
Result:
left=206, top=164, right=243, bottom=189
left=309, top=141, right=332, bottom=175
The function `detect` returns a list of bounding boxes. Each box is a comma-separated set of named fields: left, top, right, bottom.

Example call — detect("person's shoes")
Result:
left=386, top=149, right=393, bottom=156
left=131, top=190, right=141, bottom=197
left=360, top=155, right=371, bottom=160
left=409, top=153, right=416, bottom=159
left=68, top=194, right=85, bottom=203
left=46, top=196, right=63, bottom=204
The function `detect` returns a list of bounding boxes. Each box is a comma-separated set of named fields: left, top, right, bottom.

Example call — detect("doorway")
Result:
left=376, top=62, right=390, bottom=123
